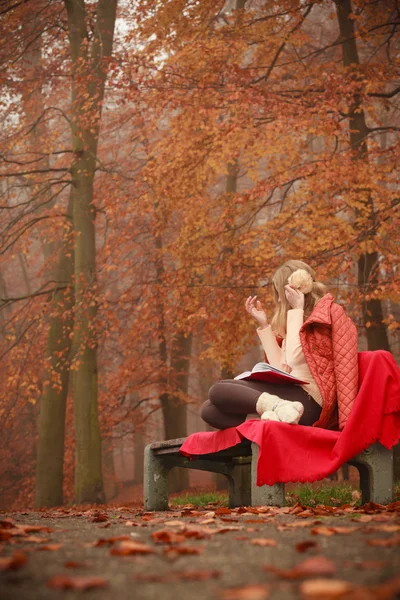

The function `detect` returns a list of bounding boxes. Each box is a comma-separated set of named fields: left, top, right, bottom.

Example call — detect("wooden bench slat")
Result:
left=150, top=438, right=252, bottom=458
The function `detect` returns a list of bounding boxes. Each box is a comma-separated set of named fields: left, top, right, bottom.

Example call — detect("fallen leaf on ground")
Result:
left=91, top=514, right=108, bottom=523
left=151, top=530, right=186, bottom=544
left=370, top=514, right=393, bottom=522
left=215, top=508, right=232, bottom=515
left=110, top=541, right=154, bottom=555
left=296, top=510, right=317, bottom=518
left=272, top=507, right=291, bottom=515
left=265, top=556, right=336, bottom=580
left=0, top=519, right=17, bottom=529
left=363, top=525, right=400, bottom=533
left=180, top=509, right=196, bottom=517
left=163, top=520, right=187, bottom=527
left=0, top=528, right=27, bottom=538
left=330, top=526, right=359, bottom=534
left=133, top=570, right=221, bottom=583
left=361, top=502, right=386, bottom=513
left=250, top=538, right=277, bottom=547
left=19, top=525, right=53, bottom=534
left=163, top=546, right=203, bottom=556
left=214, top=526, right=242, bottom=534
left=47, top=575, right=109, bottom=590
left=179, top=570, right=221, bottom=581
left=310, top=526, right=358, bottom=537
left=277, top=520, right=315, bottom=531
left=310, top=527, right=336, bottom=537
left=23, top=535, right=51, bottom=543
left=181, top=528, right=210, bottom=540
left=296, top=541, right=319, bottom=553
left=351, top=515, right=372, bottom=523
left=64, top=560, right=90, bottom=569
left=367, top=535, right=400, bottom=547
left=37, top=544, right=62, bottom=551
left=254, top=507, right=272, bottom=514
left=299, top=578, right=354, bottom=599
left=200, top=518, right=216, bottom=525
left=94, top=535, right=131, bottom=546
left=220, top=584, right=271, bottom=599
left=312, top=506, right=337, bottom=516
left=0, top=551, right=28, bottom=571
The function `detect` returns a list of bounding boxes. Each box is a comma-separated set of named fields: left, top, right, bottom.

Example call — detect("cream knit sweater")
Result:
left=257, top=309, right=323, bottom=407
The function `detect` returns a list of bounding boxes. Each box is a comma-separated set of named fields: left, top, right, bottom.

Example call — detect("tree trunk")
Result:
left=102, top=437, right=117, bottom=501
left=20, top=27, right=56, bottom=262
left=134, top=432, right=145, bottom=484
left=18, top=253, right=31, bottom=295
left=160, top=333, right=192, bottom=493
left=65, top=0, right=117, bottom=503
left=221, top=158, right=240, bottom=381
left=35, top=193, right=74, bottom=507
left=0, top=268, right=10, bottom=324
left=335, top=0, right=389, bottom=351
left=154, top=221, right=191, bottom=493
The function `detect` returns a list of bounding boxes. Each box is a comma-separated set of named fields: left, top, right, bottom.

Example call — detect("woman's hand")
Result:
left=245, top=296, right=268, bottom=328
left=284, top=285, right=304, bottom=310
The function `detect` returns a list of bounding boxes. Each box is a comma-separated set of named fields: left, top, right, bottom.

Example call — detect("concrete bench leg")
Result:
left=228, top=464, right=252, bottom=508
left=251, top=442, right=284, bottom=506
left=349, top=443, right=393, bottom=505
left=143, top=444, right=170, bottom=511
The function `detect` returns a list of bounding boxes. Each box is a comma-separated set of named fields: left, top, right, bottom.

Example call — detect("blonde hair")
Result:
left=270, top=260, right=328, bottom=337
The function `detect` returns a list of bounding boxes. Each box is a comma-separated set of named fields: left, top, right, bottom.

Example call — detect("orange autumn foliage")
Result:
left=0, top=0, right=398, bottom=507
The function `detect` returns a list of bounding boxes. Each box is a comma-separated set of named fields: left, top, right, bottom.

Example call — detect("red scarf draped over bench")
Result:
left=180, top=351, right=400, bottom=485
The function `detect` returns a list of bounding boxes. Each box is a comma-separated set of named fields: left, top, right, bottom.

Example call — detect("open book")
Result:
left=234, top=362, right=309, bottom=385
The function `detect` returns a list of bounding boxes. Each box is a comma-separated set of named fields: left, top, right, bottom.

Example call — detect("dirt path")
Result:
left=1, top=502, right=400, bottom=600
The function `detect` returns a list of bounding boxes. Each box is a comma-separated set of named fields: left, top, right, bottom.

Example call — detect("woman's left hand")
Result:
left=284, top=285, right=304, bottom=310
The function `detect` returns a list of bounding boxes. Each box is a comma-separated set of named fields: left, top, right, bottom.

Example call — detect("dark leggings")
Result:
left=200, top=379, right=322, bottom=430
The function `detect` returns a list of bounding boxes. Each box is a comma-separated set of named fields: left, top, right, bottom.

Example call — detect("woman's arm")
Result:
left=285, top=309, right=305, bottom=367
left=283, top=284, right=306, bottom=369
left=245, top=295, right=287, bottom=370
left=257, top=325, right=286, bottom=370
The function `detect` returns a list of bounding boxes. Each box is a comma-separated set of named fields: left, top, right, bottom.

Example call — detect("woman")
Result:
left=200, top=260, right=359, bottom=431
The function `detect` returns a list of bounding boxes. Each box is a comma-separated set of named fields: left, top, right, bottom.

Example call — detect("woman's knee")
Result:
left=208, top=380, right=231, bottom=406
left=200, top=399, right=213, bottom=424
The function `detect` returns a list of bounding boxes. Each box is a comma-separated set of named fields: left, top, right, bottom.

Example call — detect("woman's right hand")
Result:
left=245, top=296, right=268, bottom=328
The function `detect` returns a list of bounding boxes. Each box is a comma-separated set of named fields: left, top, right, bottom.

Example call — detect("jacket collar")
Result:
left=302, top=293, right=335, bottom=328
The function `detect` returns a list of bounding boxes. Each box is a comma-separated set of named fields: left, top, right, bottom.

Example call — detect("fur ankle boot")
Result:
left=255, top=392, right=304, bottom=425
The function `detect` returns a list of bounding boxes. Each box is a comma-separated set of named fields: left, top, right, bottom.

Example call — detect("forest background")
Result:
left=0, top=0, right=399, bottom=510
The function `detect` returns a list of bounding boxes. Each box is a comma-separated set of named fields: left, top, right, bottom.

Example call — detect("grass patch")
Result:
left=286, top=483, right=359, bottom=507
left=171, top=481, right=400, bottom=509
left=171, top=492, right=229, bottom=507
left=171, top=483, right=360, bottom=509
left=394, top=481, right=400, bottom=501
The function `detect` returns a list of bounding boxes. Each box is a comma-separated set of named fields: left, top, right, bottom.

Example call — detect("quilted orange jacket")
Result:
left=299, top=293, right=359, bottom=430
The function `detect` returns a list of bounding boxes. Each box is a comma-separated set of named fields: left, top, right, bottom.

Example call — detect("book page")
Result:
left=251, top=362, right=292, bottom=377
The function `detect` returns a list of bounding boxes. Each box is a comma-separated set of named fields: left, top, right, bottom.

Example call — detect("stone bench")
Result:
left=143, top=438, right=393, bottom=511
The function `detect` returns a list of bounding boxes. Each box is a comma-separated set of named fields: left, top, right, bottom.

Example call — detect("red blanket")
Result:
left=180, top=351, right=400, bottom=485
